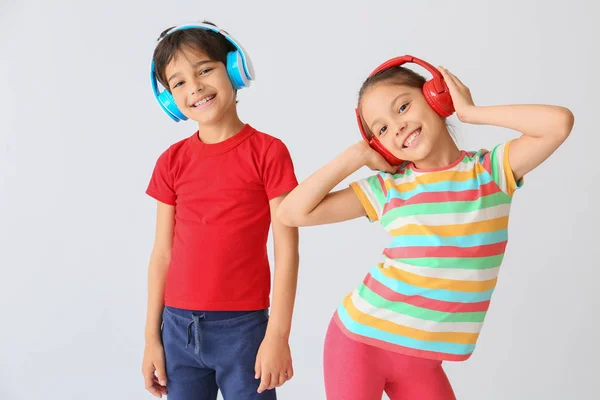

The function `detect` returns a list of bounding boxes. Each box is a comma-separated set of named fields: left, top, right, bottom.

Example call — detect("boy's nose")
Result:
left=190, top=79, right=205, bottom=95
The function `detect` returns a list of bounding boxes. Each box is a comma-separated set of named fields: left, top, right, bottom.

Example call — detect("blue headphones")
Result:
left=150, top=21, right=255, bottom=122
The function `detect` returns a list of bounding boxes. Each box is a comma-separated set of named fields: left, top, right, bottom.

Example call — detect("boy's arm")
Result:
left=255, top=193, right=299, bottom=394
left=145, top=201, right=174, bottom=342
left=142, top=201, right=174, bottom=397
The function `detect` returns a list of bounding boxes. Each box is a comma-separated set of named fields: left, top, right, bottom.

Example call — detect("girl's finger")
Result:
left=445, top=69, right=464, bottom=87
left=446, top=69, right=467, bottom=89
left=438, top=66, right=457, bottom=90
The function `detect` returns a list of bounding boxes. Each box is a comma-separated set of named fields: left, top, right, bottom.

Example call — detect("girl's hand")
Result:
left=438, top=66, right=477, bottom=123
left=353, top=141, right=398, bottom=174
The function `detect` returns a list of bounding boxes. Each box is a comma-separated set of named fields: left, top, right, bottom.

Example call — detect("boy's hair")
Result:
left=357, top=67, right=427, bottom=139
left=152, top=21, right=237, bottom=91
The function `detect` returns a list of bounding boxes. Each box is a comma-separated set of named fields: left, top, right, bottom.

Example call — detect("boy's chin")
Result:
left=186, top=111, right=222, bottom=125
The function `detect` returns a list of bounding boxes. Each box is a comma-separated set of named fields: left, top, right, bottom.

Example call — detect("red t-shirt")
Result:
left=146, top=124, right=298, bottom=310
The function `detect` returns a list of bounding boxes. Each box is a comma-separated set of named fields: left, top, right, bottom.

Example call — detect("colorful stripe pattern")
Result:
left=343, top=142, right=522, bottom=361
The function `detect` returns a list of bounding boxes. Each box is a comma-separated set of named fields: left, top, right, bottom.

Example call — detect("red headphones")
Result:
left=355, top=55, right=455, bottom=166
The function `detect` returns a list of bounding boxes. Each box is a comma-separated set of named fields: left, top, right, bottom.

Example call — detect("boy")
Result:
left=142, top=21, right=299, bottom=400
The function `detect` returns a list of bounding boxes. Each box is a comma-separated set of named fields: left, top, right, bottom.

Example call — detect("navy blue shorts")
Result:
left=162, top=306, right=277, bottom=400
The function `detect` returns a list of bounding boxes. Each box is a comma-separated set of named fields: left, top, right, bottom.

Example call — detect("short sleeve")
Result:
left=146, top=149, right=176, bottom=205
left=478, top=140, right=524, bottom=196
left=262, top=139, right=298, bottom=200
left=349, top=173, right=388, bottom=222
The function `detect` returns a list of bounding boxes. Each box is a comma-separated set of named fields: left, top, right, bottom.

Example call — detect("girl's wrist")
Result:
left=458, top=105, right=482, bottom=124
left=346, top=141, right=369, bottom=166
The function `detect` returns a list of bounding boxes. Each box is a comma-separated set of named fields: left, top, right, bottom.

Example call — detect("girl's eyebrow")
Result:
left=370, top=93, right=411, bottom=132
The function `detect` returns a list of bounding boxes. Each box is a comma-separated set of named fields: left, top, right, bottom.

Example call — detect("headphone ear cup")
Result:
left=227, top=51, right=249, bottom=90
left=158, top=90, right=187, bottom=122
left=423, top=80, right=454, bottom=118
left=370, top=138, right=404, bottom=166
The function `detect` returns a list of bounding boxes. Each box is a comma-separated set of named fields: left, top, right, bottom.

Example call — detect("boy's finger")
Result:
left=144, top=378, right=161, bottom=398
left=268, top=373, right=277, bottom=389
left=144, top=370, right=156, bottom=391
left=254, top=360, right=261, bottom=380
left=155, top=363, right=167, bottom=387
left=258, top=372, right=271, bottom=393
left=286, top=365, right=294, bottom=380
left=277, top=372, right=287, bottom=386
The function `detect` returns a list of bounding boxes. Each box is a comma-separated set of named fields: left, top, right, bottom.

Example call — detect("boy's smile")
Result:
left=190, top=94, right=216, bottom=109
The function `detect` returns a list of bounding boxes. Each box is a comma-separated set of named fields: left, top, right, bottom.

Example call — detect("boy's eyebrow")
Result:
left=167, top=60, right=215, bottom=83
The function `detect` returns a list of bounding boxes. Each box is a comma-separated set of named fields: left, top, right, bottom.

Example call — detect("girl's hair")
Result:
left=152, top=21, right=237, bottom=91
left=357, top=67, right=427, bottom=139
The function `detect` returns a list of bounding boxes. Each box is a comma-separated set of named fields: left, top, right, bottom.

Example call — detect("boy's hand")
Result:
left=142, top=341, right=168, bottom=398
left=255, top=334, right=294, bottom=393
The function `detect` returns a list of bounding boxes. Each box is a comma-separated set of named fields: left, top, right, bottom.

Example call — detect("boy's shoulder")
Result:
left=155, top=134, right=192, bottom=161
left=245, top=125, right=291, bottom=156
left=248, top=125, right=284, bottom=145
left=164, top=134, right=192, bottom=154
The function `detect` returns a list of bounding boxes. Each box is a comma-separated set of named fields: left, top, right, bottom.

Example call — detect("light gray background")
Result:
left=1, top=0, right=598, bottom=399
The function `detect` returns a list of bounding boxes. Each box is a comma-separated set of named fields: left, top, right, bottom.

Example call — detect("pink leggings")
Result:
left=323, top=316, right=456, bottom=400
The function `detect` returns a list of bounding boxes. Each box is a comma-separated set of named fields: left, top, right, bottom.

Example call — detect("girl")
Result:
left=276, top=56, right=574, bottom=399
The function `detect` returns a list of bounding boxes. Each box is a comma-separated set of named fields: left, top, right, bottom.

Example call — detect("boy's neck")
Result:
left=196, top=115, right=246, bottom=144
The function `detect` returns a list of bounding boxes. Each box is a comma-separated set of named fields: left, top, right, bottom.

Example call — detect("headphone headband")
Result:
left=369, top=55, right=445, bottom=94
left=157, top=22, right=255, bottom=80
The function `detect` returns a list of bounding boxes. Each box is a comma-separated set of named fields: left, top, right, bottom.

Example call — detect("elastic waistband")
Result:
left=164, top=306, right=265, bottom=321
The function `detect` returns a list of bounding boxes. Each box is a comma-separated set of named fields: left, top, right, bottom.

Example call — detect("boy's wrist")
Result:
left=265, top=321, right=291, bottom=341
left=145, top=327, right=162, bottom=344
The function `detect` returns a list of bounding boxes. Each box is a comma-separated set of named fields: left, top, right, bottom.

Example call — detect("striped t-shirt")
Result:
left=339, top=141, right=522, bottom=362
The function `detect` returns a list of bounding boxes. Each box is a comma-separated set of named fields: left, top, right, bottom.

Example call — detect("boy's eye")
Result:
left=172, top=81, right=184, bottom=89
left=379, top=126, right=388, bottom=135
left=199, top=68, right=214, bottom=75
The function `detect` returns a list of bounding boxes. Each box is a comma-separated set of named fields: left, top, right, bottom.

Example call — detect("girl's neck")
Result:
left=412, top=132, right=462, bottom=171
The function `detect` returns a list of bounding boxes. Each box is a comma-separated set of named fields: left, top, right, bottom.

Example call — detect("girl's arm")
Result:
left=439, top=67, right=574, bottom=181
left=276, top=141, right=396, bottom=227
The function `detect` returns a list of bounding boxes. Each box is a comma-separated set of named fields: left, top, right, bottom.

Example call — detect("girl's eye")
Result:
left=399, top=103, right=409, bottom=113
left=379, top=126, right=388, bottom=135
